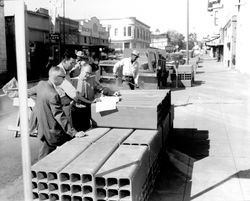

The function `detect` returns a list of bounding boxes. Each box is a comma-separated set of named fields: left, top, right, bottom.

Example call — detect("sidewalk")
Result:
left=150, top=55, right=250, bottom=201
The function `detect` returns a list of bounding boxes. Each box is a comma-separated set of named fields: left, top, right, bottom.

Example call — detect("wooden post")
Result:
left=15, top=1, right=32, bottom=200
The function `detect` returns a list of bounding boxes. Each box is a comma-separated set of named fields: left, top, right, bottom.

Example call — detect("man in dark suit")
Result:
left=28, top=66, right=85, bottom=159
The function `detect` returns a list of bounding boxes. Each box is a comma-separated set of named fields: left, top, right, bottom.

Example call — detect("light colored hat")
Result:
left=76, top=51, right=85, bottom=57
left=131, top=50, right=140, bottom=57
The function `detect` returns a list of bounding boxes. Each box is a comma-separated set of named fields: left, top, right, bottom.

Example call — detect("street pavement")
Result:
left=150, top=55, right=250, bottom=201
left=0, top=54, right=250, bottom=200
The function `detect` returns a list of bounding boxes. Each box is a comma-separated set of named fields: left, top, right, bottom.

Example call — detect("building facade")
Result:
left=78, top=17, right=109, bottom=47
left=207, top=0, right=250, bottom=74
left=150, top=33, right=168, bottom=50
left=100, top=17, right=151, bottom=51
left=0, top=0, right=7, bottom=73
left=234, top=0, right=250, bottom=74
left=4, top=1, right=109, bottom=78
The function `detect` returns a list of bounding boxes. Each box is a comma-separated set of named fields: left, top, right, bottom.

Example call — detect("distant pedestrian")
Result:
left=45, top=56, right=55, bottom=75
left=113, top=50, right=140, bottom=90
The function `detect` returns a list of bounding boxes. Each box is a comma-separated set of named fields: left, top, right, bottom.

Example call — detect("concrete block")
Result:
left=91, top=90, right=171, bottom=130
left=122, top=129, right=161, bottom=168
left=31, top=128, right=110, bottom=183
left=59, top=129, right=133, bottom=199
left=95, top=145, right=150, bottom=201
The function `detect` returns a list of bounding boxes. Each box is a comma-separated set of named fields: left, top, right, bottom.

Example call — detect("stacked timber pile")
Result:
left=31, top=90, right=174, bottom=201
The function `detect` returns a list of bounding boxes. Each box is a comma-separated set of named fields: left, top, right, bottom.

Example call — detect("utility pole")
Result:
left=15, top=1, right=32, bottom=200
left=186, top=0, right=189, bottom=64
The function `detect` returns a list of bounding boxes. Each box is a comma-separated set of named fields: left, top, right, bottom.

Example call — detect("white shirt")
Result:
left=57, top=63, right=77, bottom=100
left=113, top=57, right=139, bottom=84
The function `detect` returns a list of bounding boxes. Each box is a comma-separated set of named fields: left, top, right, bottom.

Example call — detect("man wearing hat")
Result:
left=70, top=50, right=87, bottom=77
left=113, top=50, right=140, bottom=90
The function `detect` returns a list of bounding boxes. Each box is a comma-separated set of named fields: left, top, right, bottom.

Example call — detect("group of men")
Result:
left=27, top=49, right=140, bottom=160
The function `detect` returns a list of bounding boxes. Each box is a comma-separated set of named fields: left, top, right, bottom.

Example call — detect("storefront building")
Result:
left=100, top=17, right=151, bottom=51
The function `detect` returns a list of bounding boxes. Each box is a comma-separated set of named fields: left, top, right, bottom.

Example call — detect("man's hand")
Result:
left=93, top=98, right=101, bottom=103
left=135, top=84, right=139, bottom=88
left=75, top=131, right=87, bottom=138
left=113, top=91, right=120, bottom=96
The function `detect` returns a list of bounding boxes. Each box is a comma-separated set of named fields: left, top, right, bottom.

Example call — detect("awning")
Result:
left=205, top=35, right=223, bottom=47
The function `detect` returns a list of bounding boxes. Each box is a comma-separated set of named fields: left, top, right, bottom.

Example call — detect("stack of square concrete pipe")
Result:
left=31, top=90, right=174, bottom=201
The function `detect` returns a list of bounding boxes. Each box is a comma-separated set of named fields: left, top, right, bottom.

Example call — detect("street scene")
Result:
left=0, top=0, right=250, bottom=201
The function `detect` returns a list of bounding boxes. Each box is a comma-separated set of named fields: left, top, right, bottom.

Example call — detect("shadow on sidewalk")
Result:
left=189, top=169, right=250, bottom=201
left=192, top=80, right=206, bottom=87
left=150, top=128, right=210, bottom=201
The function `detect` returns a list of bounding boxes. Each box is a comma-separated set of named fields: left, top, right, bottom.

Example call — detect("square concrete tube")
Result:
left=91, top=90, right=171, bottom=130
left=122, top=129, right=162, bottom=168
left=118, top=90, right=171, bottom=124
left=59, top=129, right=133, bottom=199
left=38, top=193, right=49, bottom=200
left=31, top=128, right=110, bottom=183
left=32, top=192, right=38, bottom=200
left=95, top=145, right=150, bottom=201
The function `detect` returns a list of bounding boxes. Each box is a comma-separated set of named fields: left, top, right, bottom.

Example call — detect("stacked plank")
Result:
left=32, top=90, right=174, bottom=201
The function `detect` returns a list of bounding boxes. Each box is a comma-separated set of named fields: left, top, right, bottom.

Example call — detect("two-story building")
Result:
left=100, top=17, right=151, bottom=51
left=78, top=16, right=109, bottom=56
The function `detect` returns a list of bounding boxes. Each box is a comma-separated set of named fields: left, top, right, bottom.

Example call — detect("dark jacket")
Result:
left=28, top=81, right=76, bottom=146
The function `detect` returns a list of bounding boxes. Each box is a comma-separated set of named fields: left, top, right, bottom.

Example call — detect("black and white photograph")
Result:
left=0, top=0, right=250, bottom=200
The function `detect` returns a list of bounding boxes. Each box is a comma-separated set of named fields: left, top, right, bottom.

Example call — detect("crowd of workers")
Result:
left=3, top=49, right=141, bottom=160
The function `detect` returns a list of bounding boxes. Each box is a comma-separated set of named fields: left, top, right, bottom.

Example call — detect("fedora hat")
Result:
left=75, top=51, right=86, bottom=58
left=131, top=50, right=140, bottom=57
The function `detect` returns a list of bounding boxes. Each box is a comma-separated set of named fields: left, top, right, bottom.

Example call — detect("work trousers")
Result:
left=71, top=104, right=91, bottom=132
left=122, top=76, right=135, bottom=90
left=38, top=140, right=56, bottom=160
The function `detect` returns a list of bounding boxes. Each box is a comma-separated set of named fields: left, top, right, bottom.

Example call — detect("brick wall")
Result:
left=0, top=4, right=7, bottom=73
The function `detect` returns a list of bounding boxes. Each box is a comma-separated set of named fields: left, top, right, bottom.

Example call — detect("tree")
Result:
left=183, top=32, right=200, bottom=50
left=166, top=30, right=185, bottom=50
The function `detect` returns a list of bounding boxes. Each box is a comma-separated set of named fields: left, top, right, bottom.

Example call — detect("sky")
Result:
left=25, top=0, right=216, bottom=40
